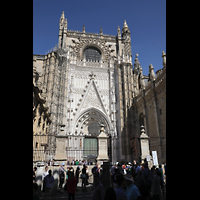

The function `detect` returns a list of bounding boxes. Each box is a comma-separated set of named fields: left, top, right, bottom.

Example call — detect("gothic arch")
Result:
left=72, top=108, right=112, bottom=137
left=80, top=44, right=104, bottom=61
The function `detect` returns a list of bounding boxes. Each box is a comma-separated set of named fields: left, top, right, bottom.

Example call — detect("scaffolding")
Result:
left=41, top=47, right=68, bottom=159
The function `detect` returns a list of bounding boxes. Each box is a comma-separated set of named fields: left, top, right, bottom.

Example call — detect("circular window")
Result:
left=84, top=47, right=101, bottom=62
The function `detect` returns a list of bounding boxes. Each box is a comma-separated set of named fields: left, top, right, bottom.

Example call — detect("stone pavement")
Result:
left=38, top=182, right=166, bottom=200
left=39, top=182, right=93, bottom=200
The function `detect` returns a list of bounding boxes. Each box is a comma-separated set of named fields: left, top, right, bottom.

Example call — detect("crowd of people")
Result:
left=109, top=160, right=166, bottom=200
left=90, top=160, right=166, bottom=200
left=33, top=160, right=166, bottom=200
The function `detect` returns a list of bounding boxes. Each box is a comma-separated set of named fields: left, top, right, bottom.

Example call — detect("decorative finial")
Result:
left=149, top=64, right=156, bottom=81
left=162, top=51, right=166, bottom=67
left=162, top=51, right=166, bottom=57
left=133, top=53, right=141, bottom=75
left=122, top=20, right=130, bottom=36
left=100, top=27, right=103, bottom=35
left=59, top=11, right=65, bottom=25
left=82, top=25, right=85, bottom=33
left=141, top=125, right=145, bottom=134
left=61, top=11, right=65, bottom=19
left=123, top=20, right=128, bottom=28
left=117, top=26, right=121, bottom=38
left=118, top=26, right=120, bottom=32
left=140, top=70, right=145, bottom=90
left=100, top=124, right=105, bottom=133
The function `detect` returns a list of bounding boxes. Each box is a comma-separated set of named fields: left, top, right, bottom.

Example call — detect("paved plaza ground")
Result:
left=38, top=185, right=166, bottom=200
left=39, top=183, right=93, bottom=200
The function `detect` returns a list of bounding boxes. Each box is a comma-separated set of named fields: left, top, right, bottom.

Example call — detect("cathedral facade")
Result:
left=33, top=12, right=166, bottom=164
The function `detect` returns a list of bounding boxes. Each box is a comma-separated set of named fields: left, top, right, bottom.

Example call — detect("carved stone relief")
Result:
left=74, top=108, right=110, bottom=136
left=71, top=37, right=112, bottom=63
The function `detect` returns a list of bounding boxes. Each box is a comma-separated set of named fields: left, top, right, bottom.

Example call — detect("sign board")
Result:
left=146, top=155, right=151, bottom=162
left=152, top=151, right=158, bottom=166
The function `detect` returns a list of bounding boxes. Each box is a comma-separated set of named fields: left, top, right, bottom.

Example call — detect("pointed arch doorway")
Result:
left=73, top=108, right=112, bottom=163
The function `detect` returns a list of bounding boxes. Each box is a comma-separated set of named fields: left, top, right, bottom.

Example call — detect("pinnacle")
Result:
left=123, top=20, right=128, bottom=28
left=61, top=11, right=65, bottom=19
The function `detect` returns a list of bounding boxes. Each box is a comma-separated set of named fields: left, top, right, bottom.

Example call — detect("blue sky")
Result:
left=33, top=0, right=166, bottom=75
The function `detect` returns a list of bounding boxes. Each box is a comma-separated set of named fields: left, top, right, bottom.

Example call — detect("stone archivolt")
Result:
left=71, top=37, right=111, bottom=62
left=73, top=108, right=110, bottom=137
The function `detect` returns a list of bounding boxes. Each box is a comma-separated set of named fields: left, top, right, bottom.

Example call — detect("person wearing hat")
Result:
left=58, top=162, right=65, bottom=193
left=124, top=174, right=141, bottom=200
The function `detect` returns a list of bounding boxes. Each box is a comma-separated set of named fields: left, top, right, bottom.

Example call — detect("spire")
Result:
left=123, top=20, right=128, bottom=28
left=61, top=11, right=65, bottom=19
left=60, top=11, right=65, bottom=26
left=122, top=20, right=130, bottom=34
left=122, top=20, right=131, bottom=57
left=58, top=11, right=67, bottom=49
left=117, top=26, right=121, bottom=38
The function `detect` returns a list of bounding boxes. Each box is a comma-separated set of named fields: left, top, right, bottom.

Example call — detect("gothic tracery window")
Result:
left=84, top=47, right=101, bottom=62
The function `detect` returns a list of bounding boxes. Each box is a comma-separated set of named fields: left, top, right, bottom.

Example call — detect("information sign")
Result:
left=152, top=151, right=158, bottom=166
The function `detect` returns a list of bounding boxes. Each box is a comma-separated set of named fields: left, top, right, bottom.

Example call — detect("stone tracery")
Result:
left=73, top=108, right=111, bottom=136
left=71, top=37, right=112, bottom=63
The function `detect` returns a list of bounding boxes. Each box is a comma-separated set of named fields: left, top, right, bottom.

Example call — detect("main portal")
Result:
left=83, top=138, right=98, bottom=159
